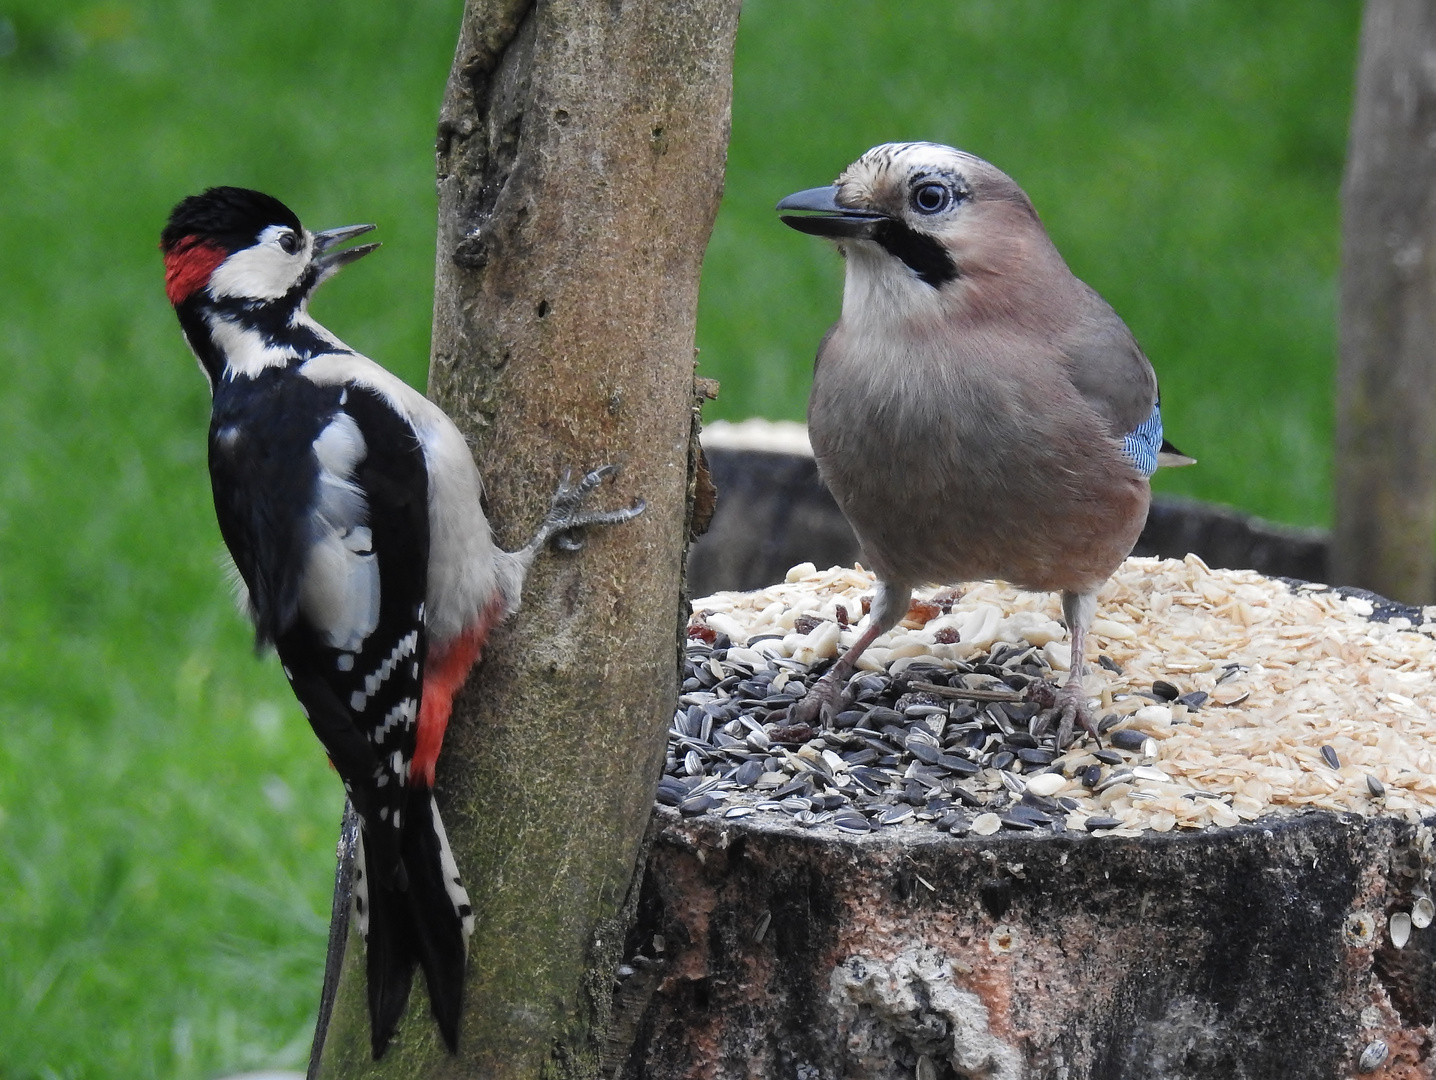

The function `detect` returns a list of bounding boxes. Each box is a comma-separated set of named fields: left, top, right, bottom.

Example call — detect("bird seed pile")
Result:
left=666, top=555, right=1436, bottom=837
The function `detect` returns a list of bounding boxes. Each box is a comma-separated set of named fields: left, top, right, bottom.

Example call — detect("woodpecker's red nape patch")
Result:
left=163, top=235, right=227, bottom=306
left=413, top=596, right=507, bottom=788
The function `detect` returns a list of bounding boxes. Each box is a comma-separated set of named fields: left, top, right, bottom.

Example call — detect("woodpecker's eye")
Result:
left=911, top=183, right=952, bottom=215
left=277, top=230, right=300, bottom=255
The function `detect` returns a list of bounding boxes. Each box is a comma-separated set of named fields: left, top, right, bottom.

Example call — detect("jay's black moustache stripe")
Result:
left=871, top=218, right=959, bottom=288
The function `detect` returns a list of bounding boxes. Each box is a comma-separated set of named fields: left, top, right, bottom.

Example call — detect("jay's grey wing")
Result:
left=1058, top=282, right=1159, bottom=439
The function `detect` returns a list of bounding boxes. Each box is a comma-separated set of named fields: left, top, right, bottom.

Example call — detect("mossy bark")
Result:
left=310, top=0, right=740, bottom=1074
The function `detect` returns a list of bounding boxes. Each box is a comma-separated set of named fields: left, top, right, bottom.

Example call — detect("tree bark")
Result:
left=1335, top=0, right=1436, bottom=604
left=310, top=0, right=740, bottom=1074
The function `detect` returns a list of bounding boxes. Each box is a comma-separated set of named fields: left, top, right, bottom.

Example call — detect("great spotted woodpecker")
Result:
left=161, top=186, right=643, bottom=1057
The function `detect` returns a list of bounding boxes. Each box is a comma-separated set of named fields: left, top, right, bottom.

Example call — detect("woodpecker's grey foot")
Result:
left=532, top=465, right=646, bottom=553
left=789, top=670, right=847, bottom=726
left=1054, top=677, right=1099, bottom=748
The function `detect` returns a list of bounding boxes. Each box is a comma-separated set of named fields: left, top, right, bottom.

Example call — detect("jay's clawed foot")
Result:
left=1028, top=677, right=1099, bottom=749
left=1054, top=677, right=1100, bottom=749
left=787, top=667, right=848, bottom=726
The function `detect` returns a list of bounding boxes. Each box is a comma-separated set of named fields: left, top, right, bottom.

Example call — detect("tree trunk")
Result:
left=309, top=0, right=740, bottom=1074
left=1334, top=0, right=1436, bottom=604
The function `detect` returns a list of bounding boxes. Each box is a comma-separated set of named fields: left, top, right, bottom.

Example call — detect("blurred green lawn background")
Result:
left=0, top=0, right=1358, bottom=1076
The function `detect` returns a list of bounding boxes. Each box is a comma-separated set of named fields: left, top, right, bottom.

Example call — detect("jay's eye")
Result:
left=911, top=183, right=951, bottom=215
left=277, top=231, right=300, bottom=255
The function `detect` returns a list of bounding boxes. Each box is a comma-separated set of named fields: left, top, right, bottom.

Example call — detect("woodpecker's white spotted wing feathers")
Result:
left=301, top=411, right=380, bottom=652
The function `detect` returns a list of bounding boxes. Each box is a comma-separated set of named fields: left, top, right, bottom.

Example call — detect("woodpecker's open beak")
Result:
left=313, top=223, right=380, bottom=273
left=777, top=186, right=884, bottom=239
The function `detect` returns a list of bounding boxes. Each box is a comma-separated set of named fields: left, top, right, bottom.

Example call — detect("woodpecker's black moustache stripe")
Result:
left=176, top=301, right=229, bottom=388
left=871, top=219, right=958, bottom=289
left=208, top=269, right=345, bottom=355
left=177, top=281, right=352, bottom=387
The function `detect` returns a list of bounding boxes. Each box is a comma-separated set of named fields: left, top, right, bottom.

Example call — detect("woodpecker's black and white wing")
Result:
left=208, top=371, right=465, bottom=1055
left=209, top=374, right=428, bottom=841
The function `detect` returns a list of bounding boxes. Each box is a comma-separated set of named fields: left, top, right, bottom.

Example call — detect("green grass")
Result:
left=0, top=1, right=1358, bottom=1076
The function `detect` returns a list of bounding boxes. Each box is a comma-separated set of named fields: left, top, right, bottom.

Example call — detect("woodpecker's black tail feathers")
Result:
left=356, top=788, right=472, bottom=1059
left=400, top=792, right=471, bottom=1052
left=354, top=829, right=415, bottom=1059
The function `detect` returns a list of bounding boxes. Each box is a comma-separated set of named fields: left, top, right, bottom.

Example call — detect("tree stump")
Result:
left=618, top=808, right=1434, bottom=1080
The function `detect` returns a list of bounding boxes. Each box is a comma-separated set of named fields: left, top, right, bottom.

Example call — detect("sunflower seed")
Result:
left=878, top=805, right=914, bottom=826
left=1391, top=912, right=1412, bottom=948
left=1358, top=1040, right=1388, bottom=1073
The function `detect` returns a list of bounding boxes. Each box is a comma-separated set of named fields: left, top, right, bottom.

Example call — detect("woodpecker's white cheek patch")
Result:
left=207, top=225, right=309, bottom=301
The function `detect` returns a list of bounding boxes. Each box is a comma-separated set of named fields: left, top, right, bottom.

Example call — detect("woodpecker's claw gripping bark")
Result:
left=528, top=464, right=647, bottom=555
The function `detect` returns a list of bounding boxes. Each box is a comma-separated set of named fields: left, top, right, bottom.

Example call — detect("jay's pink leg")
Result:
left=789, top=580, right=911, bottom=725
left=1055, top=589, right=1101, bottom=744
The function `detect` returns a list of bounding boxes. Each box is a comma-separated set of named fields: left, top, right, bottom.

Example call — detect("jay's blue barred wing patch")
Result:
left=1122, top=402, right=1164, bottom=477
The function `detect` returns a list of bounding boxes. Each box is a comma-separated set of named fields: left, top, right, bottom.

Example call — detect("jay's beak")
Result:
left=777, top=186, right=884, bottom=239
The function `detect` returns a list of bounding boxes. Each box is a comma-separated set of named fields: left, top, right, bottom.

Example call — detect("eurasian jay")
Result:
left=777, top=142, right=1190, bottom=740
